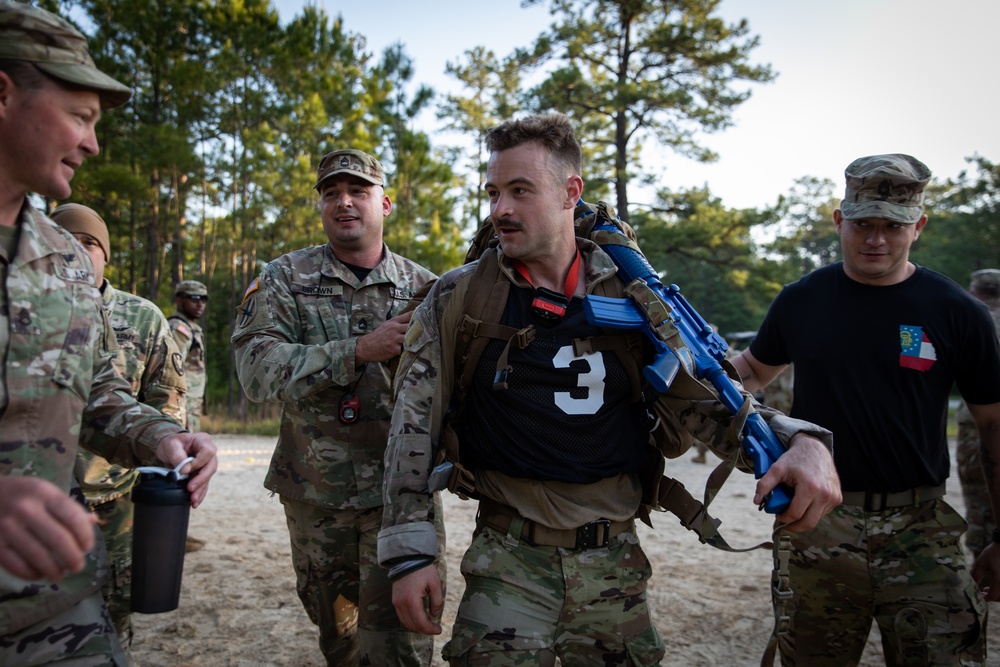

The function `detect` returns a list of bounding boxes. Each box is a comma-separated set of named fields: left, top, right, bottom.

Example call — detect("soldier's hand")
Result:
left=972, top=542, right=1000, bottom=602
left=758, top=433, right=842, bottom=532
left=0, top=476, right=97, bottom=581
left=356, top=311, right=414, bottom=364
left=392, top=564, right=444, bottom=635
left=156, top=431, right=219, bottom=508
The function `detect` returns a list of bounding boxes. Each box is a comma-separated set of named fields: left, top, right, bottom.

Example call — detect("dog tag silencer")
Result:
left=531, top=287, right=569, bottom=323
left=339, top=393, right=360, bottom=424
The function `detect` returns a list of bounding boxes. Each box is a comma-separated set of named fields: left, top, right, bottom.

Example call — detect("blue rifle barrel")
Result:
left=592, top=221, right=792, bottom=514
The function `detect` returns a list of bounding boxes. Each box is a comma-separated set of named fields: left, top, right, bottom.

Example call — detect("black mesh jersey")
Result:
left=463, top=285, right=649, bottom=483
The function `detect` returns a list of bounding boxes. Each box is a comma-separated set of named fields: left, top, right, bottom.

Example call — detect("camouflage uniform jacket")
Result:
left=75, top=282, right=189, bottom=508
left=169, top=309, right=205, bottom=401
left=378, top=238, right=833, bottom=563
left=231, top=242, right=434, bottom=510
left=0, top=203, right=188, bottom=636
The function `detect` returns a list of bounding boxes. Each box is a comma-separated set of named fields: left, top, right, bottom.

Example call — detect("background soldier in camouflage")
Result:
left=232, top=148, right=437, bottom=666
left=380, top=114, right=840, bottom=667
left=956, top=268, right=1000, bottom=558
left=170, top=279, right=208, bottom=431
left=52, top=203, right=188, bottom=650
left=733, top=154, right=1000, bottom=666
left=0, top=4, right=218, bottom=665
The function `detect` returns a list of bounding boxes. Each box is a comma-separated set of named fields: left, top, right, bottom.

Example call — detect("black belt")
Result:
left=476, top=499, right=633, bottom=550
left=840, top=484, right=946, bottom=512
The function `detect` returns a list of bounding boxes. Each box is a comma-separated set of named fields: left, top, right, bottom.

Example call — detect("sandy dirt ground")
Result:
left=131, top=434, right=999, bottom=666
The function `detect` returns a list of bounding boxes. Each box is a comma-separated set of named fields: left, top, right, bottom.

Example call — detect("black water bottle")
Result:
left=130, top=459, right=193, bottom=613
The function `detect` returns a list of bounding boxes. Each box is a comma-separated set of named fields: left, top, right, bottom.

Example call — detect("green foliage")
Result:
left=519, top=0, right=775, bottom=219
left=371, top=44, right=466, bottom=275
left=439, top=46, right=522, bottom=228
left=630, top=186, right=783, bottom=333
left=912, top=156, right=1000, bottom=283
left=762, top=176, right=840, bottom=280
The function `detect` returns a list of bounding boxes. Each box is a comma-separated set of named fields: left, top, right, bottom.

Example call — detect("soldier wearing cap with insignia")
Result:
left=0, top=3, right=218, bottom=664
left=232, top=147, right=436, bottom=665
left=732, top=154, right=1000, bottom=665
left=170, top=278, right=209, bottom=431
left=52, top=203, right=188, bottom=650
left=955, top=268, right=1000, bottom=559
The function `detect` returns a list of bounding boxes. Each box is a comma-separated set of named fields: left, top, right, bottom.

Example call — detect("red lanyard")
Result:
left=513, top=248, right=581, bottom=300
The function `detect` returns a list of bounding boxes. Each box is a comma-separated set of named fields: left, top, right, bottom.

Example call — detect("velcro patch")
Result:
left=404, top=319, right=424, bottom=347
left=241, top=277, right=260, bottom=304
left=175, top=322, right=192, bottom=338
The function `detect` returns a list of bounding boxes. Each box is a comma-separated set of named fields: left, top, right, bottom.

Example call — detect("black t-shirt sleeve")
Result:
left=748, top=286, right=794, bottom=367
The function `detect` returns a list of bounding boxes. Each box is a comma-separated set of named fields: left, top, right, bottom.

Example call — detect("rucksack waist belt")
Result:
left=840, top=483, right=946, bottom=512
left=477, top=499, right=634, bottom=550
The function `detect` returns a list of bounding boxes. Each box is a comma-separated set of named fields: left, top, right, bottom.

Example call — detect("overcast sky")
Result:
left=273, top=0, right=1000, bottom=211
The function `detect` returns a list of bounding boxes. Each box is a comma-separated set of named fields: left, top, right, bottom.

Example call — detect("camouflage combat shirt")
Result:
left=169, top=309, right=205, bottom=401
left=75, top=282, right=189, bottom=508
left=378, top=238, right=832, bottom=563
left=0, top=202, right=187, bottom=635
left=232, top=242, right=434, bottom=510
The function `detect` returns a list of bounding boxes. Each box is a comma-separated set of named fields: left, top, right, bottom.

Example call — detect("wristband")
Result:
left=387, top=556, right=435, bottom=582
left=993, top=527, right=1000, bottom=544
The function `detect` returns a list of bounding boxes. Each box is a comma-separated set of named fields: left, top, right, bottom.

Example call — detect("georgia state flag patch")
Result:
left=899, top=325, right=936, bottom=372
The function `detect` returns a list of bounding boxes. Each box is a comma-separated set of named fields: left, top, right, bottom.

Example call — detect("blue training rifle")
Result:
left=583, top=215, right=793, bottom=514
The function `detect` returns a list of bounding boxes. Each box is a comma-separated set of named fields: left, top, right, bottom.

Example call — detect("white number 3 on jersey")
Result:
left=552, top=346, right=606, bottom=415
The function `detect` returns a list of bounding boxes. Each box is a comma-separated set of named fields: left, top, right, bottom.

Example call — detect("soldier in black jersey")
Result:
left=379, top=113, right=841, bottom=666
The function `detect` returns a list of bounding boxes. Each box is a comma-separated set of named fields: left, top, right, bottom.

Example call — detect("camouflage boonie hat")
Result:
left=840, top=153, right=931, bottom=224
left=970, top=269, right=1000, bottom=293
left=175, top=280, right=208, bottom=297
left=314, top=149, right=384, bottom=191
left=0, top=1, right=132, bottom=109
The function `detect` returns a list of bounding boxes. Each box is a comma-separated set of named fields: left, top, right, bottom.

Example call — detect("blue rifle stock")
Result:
left=584, top=221, right=793, bottom=515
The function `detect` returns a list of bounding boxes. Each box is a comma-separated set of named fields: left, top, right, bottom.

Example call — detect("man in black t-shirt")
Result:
left=732, top=154, right=1000, bottom=666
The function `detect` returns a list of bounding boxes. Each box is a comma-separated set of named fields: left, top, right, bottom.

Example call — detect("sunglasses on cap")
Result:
left=181, top=294, right=208, bottom=302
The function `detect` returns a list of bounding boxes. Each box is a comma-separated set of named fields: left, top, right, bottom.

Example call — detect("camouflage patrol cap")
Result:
left=970, top=269, right=1000, bottom=293
left=314, top=149, right=385, bottom=191
left=840, top=154, right=931, bottom=224
left=51, top=203, right=110, bottom=261
left=0, top=1, right=132, bottom=109
left=175, top=280, right=208, bottom=297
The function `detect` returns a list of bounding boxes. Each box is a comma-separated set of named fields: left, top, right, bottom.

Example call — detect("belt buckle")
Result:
left=863, top=490, right=889, bottom=512
left=575, top=519, right=611, bottom=550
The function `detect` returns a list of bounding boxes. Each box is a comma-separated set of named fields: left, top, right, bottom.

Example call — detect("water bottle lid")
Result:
left=136, top=456, right=196, bottom=483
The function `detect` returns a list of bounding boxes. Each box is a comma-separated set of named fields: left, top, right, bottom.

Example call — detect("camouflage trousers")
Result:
left=442, top=523, right=664, bottom=666
left=92, top=494, right=134, bottom=647
left=0, top=590, right=128, bottom=667
left=185, top=394, right=202, bottom=432
left=957, top=415, right=994, bottom=559
left=280, top=498, right=442, bottom=667
left=774, top=500, right=987, bottom=666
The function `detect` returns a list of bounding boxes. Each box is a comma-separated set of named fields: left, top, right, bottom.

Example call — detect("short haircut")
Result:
left=485, top=113, right=582, bottom=179
left=0, top=58, right=46, bottom=91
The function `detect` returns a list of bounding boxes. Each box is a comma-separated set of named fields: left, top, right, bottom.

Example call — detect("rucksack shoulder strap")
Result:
left=455, top=249, right=535, bottom=392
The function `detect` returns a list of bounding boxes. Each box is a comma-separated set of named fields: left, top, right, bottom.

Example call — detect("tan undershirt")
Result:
left=476, top=469, right=642, bottom=530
